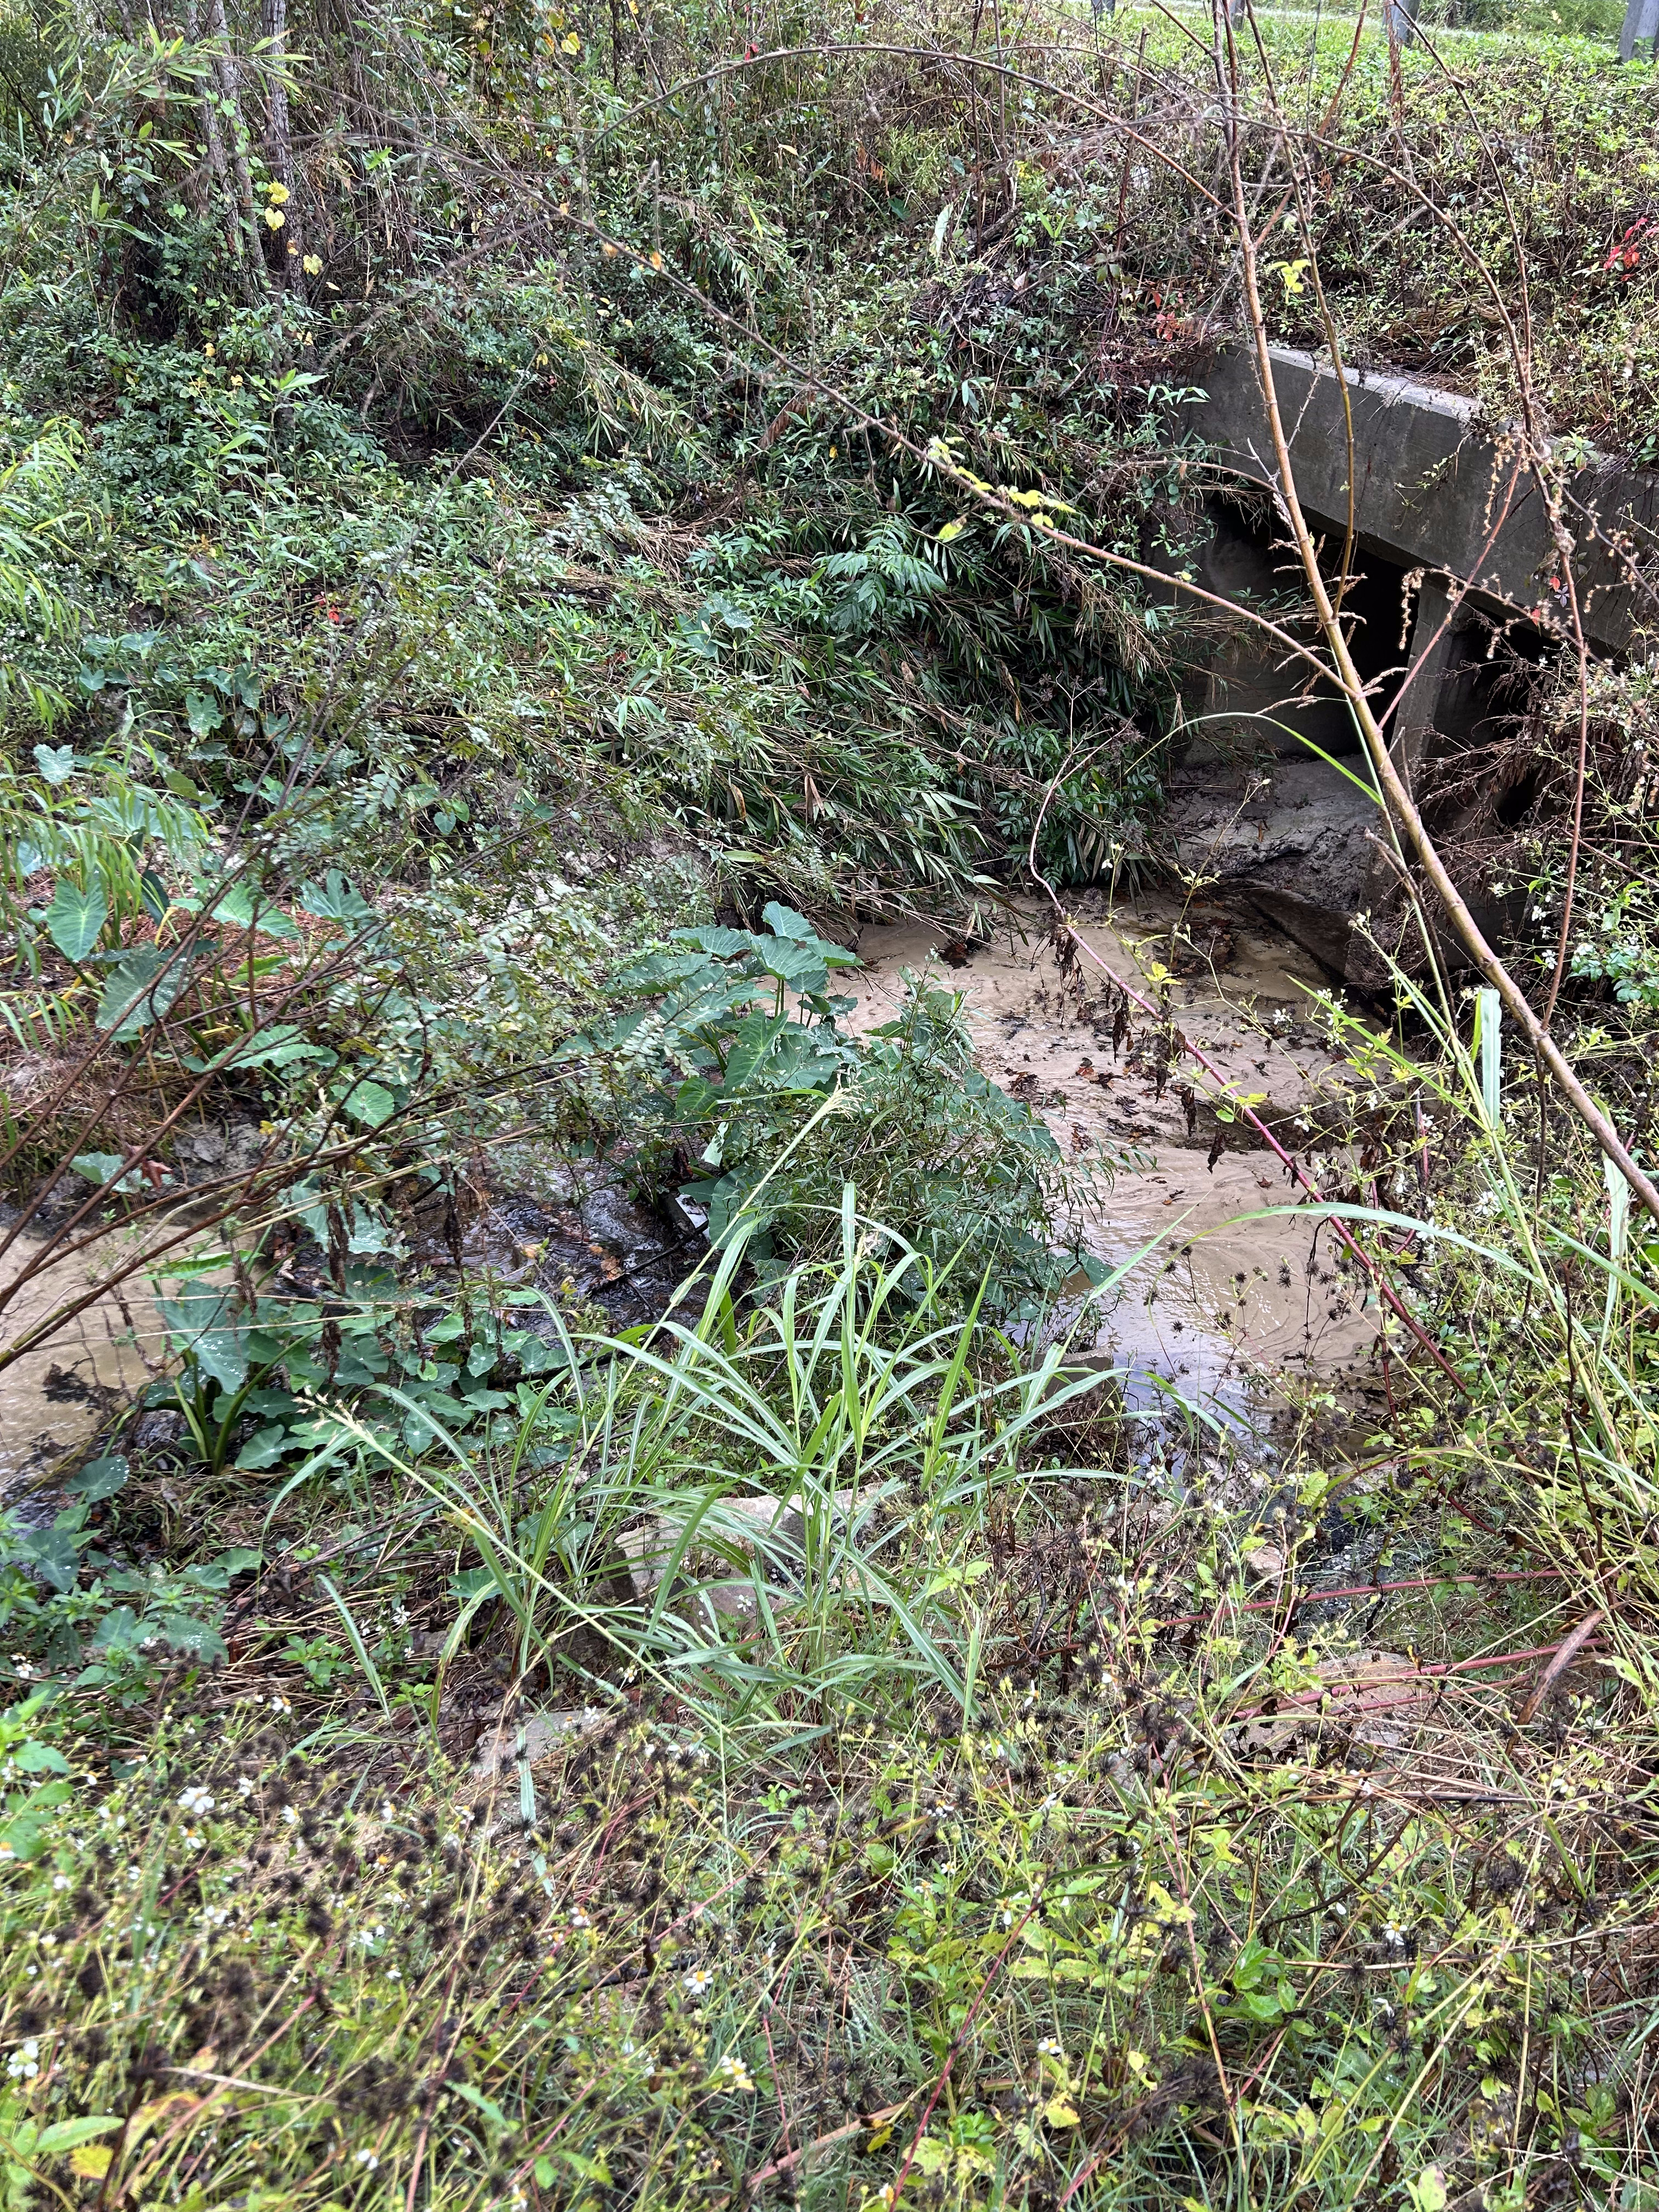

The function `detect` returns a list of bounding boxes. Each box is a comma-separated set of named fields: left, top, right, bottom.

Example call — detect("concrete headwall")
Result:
left=1160, top=347, right=1658, bottom=984
left=1189, top=347, right=1658, bottom=653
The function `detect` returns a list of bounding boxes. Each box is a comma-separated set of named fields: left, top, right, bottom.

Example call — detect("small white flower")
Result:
left=713, top=2051, right=755, bottom=2092
left=356, top=2151, right=379, bottom=2170
left=682, top=1966, right=713, bottom=1995
left=236, top=1775, right=256, bottom=1799
left=282, top=1806, right=300, bottom=1826
left=52, top=1874, right=70, bottom=1891
left=178, top=1786, right=215, bottom=1816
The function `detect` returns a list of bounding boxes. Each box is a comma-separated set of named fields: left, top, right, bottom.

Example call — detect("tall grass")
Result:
left=5, top=1086, right=1658, bottom=2208
left=314, top=1194, right=1127, bottom=1746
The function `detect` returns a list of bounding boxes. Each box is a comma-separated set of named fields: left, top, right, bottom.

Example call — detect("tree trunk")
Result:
left=262, top=0, right=304, bottom=290
left=185, top=0, right=255, bottom=292
left=206, top=0, right=270, bottom=294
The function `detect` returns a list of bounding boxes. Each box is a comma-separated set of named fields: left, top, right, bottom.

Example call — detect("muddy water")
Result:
left=851, top=892, right=1380, bottom=1427
left=0, top=1235, right=162, bottom=1497
left=0, top=896, right=1379, bottom=1487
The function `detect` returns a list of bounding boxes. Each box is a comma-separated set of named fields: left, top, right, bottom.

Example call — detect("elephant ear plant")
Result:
left=149, top=1268, right=300, bottom=1479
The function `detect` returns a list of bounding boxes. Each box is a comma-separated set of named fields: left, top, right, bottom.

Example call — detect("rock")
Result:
left=1242, top=1541, right=1286, bottom=1582
left=1165, top=754, right=1375, bottom=980
left=619, top=1488, right=875, bottom=1625
left=1230, top=1650, right=1431, bottom=1762
left=129, top=1409, right=184, bottom=1451
left=472, top=1706, right=605, bottom=1779
left=580, top=1184, right=672, bottom=1266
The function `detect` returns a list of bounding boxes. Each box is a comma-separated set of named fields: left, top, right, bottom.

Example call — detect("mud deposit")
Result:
left=853, top=893, right=1383, bottom=1429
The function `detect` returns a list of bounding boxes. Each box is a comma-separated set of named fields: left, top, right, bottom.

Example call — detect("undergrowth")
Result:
left=2, top=0, right=1658, bottom=2205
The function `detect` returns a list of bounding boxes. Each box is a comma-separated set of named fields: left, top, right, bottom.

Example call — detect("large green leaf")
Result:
left=89, top=1607, right=142, bottom=1654
left=672, top=924, right=754, bottom=959
left=613, top=950, right=713, bottom=990
left=204, top=881, right=298, bottom=938
left=96, top=946, right=191, bottom=1040
left=32, top=742, right=77, bottom=785
left=752, top=938, right=829, bottom=992
left=184, top=685, right=224, bottom=736
left=44, top=877, right=106, bottom=961
left=71, top=1152, right=145, bottom=1195
left=344, top=1078, right=398, bottom=1128
left=64, top=1455, right=128, bottom=1503
left=182, top=1022, right=334, bottom=1074
left=723, top=1011, right=790, bottom=1091
left=157, top=1615, right=228, bottom=1664
left=300, top=869, right=377, bottom=930
left=8, top=1523, right=82, bottom=1593
left=157, top=1283, right=249, bottom=1390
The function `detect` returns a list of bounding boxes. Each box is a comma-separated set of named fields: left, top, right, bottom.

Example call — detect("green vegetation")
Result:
left=1, top=0, right=1658, bottom=2205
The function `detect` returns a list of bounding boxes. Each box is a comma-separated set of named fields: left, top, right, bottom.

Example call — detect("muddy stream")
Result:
left=851, top=891, right=1380, bottom=1431
left=1, top=894, right=1380, bottom=1498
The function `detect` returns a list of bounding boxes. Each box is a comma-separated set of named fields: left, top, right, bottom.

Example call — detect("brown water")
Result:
left=851, top=892, right=1379, bottom=1426
left=0, top=1234, right=162, bottom=1496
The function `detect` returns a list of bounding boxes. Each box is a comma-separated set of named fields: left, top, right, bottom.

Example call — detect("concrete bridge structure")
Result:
left=1164, top=346, right=1659, bottom=982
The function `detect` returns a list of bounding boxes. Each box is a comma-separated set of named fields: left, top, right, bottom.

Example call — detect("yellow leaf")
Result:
left=264, top=182, right=289, bottom=204
left=302, top=253, right=323, bottom=275
left=561, top=31, right=579, bottom=49
left=70, top=2146, right=113, bottom=2179
left=263, top=207, right=285, bottom=229
left=936, top=518, right=967, bottom=543
left=1044, top=2095, right=1081, bottom=2128
left=123, top=2094, right=198, bottom=2151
